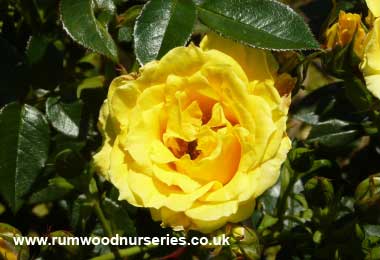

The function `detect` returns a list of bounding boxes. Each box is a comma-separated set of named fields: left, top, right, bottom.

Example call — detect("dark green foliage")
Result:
left=0, top=103, right=50, bottom=212
left=197, top=0, right=320, bottom=50
left=134, top=0, right=197, bottom=64
left=60, top=0, right=118, bottom=61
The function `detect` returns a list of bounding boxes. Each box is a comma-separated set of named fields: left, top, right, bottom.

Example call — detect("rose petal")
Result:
left=200, top=32, right=278, bottom=82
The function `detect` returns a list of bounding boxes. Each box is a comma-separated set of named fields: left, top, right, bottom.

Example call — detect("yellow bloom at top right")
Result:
left=366, top=0, right=380, bottom=17
left=360, top=0, right=380, bottom=99
left=325, top=11, right=366, bottom=57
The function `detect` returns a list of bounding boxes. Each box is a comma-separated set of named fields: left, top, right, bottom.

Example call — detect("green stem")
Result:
left=93, top=201, right=113, bottom=238
left=90, top=245, right=158, bottom=260
left=93, top=200, right=122, bottom=260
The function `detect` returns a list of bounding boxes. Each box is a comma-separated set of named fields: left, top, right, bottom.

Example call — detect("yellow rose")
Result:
left=93, top=33, right=292, bottom=233
left=325, top=11, right=366, bottom=57
left=366, top=0, right=380, bottom=18
left=360, top=18, right=380, bottom=99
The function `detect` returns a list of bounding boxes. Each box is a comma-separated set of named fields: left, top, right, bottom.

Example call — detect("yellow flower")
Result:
left=93, top=33, right=292, bottom=233
left=0, top=237, right=18, bottom=260
left=366, top=0, right=380, bottom=18
left=360, top=18, right=380, bottom=99
left=325, top=11, right=366, bottom=57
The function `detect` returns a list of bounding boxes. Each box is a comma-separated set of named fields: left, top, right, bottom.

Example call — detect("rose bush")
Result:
left=3, top=0, right=380, bottom=259
left=93, top=33, right=293, bottom=233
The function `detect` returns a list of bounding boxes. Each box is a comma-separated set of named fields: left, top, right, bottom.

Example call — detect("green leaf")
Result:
left=93, top=0, right=116, bottom=26
left=102, top=198, right=136, bottom=236
left=46, top=97, right=83, bottom=138
left=26, top=35, right=50, bottom=65
left=258, top=214, right=278, bottom=231
left=117, top=5, right=140, bottom=43
left=0, top=103, right=50, bottom=212
left=292, top=84, right=363, bottom=126
left=344, top=77, right=372, bottom=112
left=134, top=0, right=197, bottom=64
left=363, top=225, right=380, bottom=238
left=307, top=119, right=360, bottom=148
left=60, top=0, right=118, bottom=61
left=118, top=27, right=133, bottom=43
left=119, top=5, right=143, bottom=26
left=197, top=0, right=320, bottom=50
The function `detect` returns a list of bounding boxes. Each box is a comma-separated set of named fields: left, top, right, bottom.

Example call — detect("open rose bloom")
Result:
left=94, top=33, right=293, bottom=233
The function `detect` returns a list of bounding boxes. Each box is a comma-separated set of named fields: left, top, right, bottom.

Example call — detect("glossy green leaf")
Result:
left=307, top=119, right=360, bottom=148
left=134, top=0, right=197, bottom=64
left=0, top=103, right=50, bottom=212
left=309, top=119, right=351, bottom=136
left=60, top=0, right=118, bottom=61
left=197, top=0, right=320, bottom=50
left=46, top=97, right=83, bottom=138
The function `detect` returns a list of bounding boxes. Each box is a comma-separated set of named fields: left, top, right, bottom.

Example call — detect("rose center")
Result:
left=167, top=138, right=201, bottom=160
